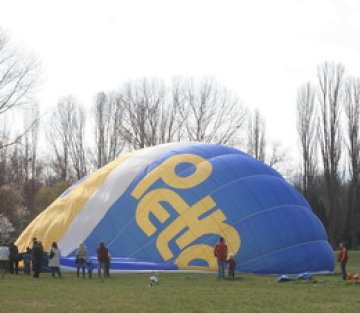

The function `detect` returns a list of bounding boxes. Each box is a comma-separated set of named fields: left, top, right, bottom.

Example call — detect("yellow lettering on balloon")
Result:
left=135, top=189, right=186, bottom=237
left=132, top=152, right=241, bottom=270
left=174, top=244, right=217, bottom=271
left=156, top=196, right=231, bottom=260
left=132, top=154, right=212, bottom=199
left=156, top=196, right=214, bottom=260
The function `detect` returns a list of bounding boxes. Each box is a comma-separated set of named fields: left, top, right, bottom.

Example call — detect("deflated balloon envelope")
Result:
left=16, top=143, right=335, bottom=274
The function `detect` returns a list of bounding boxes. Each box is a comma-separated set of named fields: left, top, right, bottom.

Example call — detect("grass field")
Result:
left=1, top=252, right=360, bottom=313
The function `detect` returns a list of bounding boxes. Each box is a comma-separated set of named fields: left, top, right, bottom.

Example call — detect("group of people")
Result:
left=74, top=241, right=111, bottom=278
left=214, top=237, right=236, bottom=279
left=1, top=236, right=350, bottom=280
left=0, top=238, right=61, bottom=279
left=214, top=237, right=350, bottom=280
left=0, top=238, right=111, bottom=279
left=0, top=241, right=20, bottom=278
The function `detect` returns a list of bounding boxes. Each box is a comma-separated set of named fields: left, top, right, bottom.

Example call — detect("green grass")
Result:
left=1, top=253, right=360, bottom=313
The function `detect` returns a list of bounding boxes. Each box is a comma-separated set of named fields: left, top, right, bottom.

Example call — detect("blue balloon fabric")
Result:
left=17, top=143, right=335, bottom=274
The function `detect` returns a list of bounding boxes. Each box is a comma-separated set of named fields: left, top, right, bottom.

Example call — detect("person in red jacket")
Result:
left=214, top=237, right=228, bottom=279
left=97, top=241, right=109, bottom=278
left=337, top=242, right=348, bottom=280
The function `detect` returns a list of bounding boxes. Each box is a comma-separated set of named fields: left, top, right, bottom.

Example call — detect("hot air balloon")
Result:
left=16, top=143, right=335, bottom=274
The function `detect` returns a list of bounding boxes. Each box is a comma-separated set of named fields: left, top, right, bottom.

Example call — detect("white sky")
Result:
left=1, top=0, right=360, bottom=166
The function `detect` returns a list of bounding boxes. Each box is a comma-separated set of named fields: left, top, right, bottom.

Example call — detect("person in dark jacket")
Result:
left=23, top=247, right=32, bottom=275
left=9, top=242, right=19, bottom=274
left=32, top=239, right=43, bottom=278
left=86, top=258, right=95, bottom=278
left=105, top=252, right=111, bottom=278
left=214, top=237, right=228, bottom=279
left=97, top=241, right=109, bottom=278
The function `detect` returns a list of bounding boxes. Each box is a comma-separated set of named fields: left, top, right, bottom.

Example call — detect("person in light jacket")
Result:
left=75, top=243, right=87, bottom=278
left=0, top=242, right=10, bottom=279
left=48, top=242, right=61, bottom=278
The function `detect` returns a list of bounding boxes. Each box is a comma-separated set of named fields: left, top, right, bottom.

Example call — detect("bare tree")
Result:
left=152, top=79, right=182, bottom=144
left=268, top=141, right=288, bottom=168
left=317, top=62, right=345, bottom=244
left=117, top=80, right=154, bottom=149
left=0, top=29, right=40, bottom=228
left=116, top=78, right=181, bottom=150
left=23, top=102, right=40, bottom=181
left=48, top=99, right=71, bottom=181
left=20, top=103, right=41, bottom=218
left=94, top=91, right=124, bottom=168
left=0, top=29, right=38, bottom=148
left=296, top=82, right=317, bottom=198
left=179, top=78, right=247, bottom=144
left=69, top=103, right=87, bottom=179
left=247, top=109, right=266, bottom=161
left=344, top=77, right=360, bottom=247
left=0, top=118, right=11, bottom=185
left=246, top=109, right=288, bottom=172
left=95, top=92, right=107, bottom=168
left=0, top=118, right=29, bottom=187
left=93, top=78, right=247, bottom=154
left=48, top=96, right=87, bottom=181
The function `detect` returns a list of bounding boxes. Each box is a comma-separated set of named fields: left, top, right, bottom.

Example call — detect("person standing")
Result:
left=214, top=237, right=228, bottom=279
left=86, top=257, right=94, bottom=278
left=23, top=247, right=32, bottom=275
left=97, top=242, right=109, bottom=278
left=105, top=251, right=111, bottom=278
left=75, top=243, right=87, bottom=278
left=48, top=242, right=61, bottom=278
left=337, top=242, right=348, bottom=280
left=9, top=242, right=19, bottom=274
left=32, top=239, right=43, bottom=278
left=0, top=242, right=10, bottom=279
left=226, top=253, right=236, bottom=278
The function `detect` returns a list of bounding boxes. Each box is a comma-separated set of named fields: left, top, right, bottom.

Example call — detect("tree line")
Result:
left=296, top=62, right=360, bottom=248
left=0, top=30, right=359, bottom=249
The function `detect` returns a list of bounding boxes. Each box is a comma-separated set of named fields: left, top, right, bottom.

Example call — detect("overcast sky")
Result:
left=1, top=0, right=360, bottom=165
